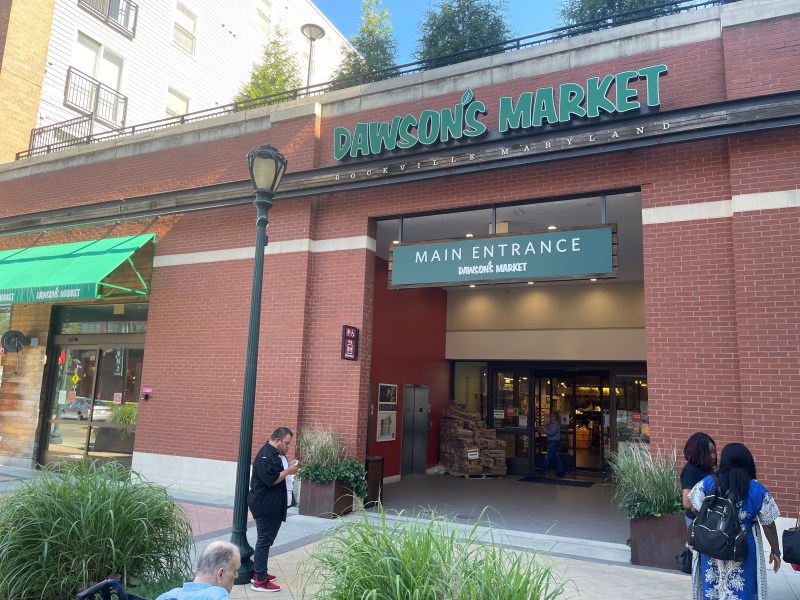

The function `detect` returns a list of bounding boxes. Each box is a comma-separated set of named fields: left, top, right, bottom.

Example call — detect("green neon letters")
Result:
left=334, top=64, right=668, bottom=160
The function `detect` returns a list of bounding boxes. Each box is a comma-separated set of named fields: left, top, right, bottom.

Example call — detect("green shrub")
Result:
left=303, top=507, right=568, bottom=599
left=0, top=461, right=193, bottom=600
left=129, top=572, right=187, bottom=599
left=608, top=444, right=682, bottom=519
left=297, top=427, right=368, bottom=499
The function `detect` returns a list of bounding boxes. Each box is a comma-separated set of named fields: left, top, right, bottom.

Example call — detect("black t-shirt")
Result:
left=680, top=462, right=713, bottom=519
left=247, top=442, right=288, bottom=521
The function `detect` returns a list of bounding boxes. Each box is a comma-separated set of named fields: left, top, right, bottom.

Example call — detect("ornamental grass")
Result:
left=607, top=444, right=682, bottom=519
left=0, top=461, right=193, bottom=600
left=303, top=507, right=568, bottom=600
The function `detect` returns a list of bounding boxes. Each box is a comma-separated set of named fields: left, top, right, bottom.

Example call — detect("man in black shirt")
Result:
left=247, top=427, right=299, bottom=592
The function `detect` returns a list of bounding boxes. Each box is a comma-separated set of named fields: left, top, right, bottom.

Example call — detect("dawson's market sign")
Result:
left=334, top=64, right=667, bottom=160
left=390, top=226, right=615, bottom=287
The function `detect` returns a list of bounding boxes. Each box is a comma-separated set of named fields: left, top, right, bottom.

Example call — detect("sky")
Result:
left=311, top=0, right=565, bottom=65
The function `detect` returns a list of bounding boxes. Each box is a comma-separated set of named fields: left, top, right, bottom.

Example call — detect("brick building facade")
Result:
left=0, top=0, right=798, bottom=514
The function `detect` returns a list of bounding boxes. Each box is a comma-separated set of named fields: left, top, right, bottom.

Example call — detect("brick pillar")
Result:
left=0, top=303, right=53, bottom=467
left=0, top=0, right=56, bottom=163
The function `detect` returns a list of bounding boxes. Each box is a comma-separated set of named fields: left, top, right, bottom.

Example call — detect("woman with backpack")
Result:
left=688, top=443, right=782, bottom=600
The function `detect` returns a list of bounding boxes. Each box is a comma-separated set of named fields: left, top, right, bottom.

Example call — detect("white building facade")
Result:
left=34, top=0, right=349, bottom=141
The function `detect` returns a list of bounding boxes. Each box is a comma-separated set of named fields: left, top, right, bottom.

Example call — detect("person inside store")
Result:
left=688, top=442, right=781, bottom=600
left=155, top=541, right=240, bottom=599
left=536, top=412, right=565, bottom=478
left=680, top=432, right=717, bottom=529
left=247, top=426, right=300, bottom=593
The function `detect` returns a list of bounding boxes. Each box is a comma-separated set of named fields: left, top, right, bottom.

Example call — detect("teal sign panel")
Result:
left=390, top=226, right=613, bottom=287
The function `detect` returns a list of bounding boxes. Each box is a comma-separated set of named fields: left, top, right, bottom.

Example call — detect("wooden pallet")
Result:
left=446, top=470, right=505, bottom=479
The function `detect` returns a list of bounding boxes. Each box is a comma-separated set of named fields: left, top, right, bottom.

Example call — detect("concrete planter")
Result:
left=298, top=479, right=354, bottom=518
left=630, top=514, right=687, bottom=569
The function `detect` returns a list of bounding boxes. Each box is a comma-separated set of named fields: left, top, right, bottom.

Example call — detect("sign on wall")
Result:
left=334, top=64, right=667, bottom=160
left=376, top=383, right=398, bottom=442
left=341, top=325, right=359, bottom=360
left=390, top=225, right=616, bottom=288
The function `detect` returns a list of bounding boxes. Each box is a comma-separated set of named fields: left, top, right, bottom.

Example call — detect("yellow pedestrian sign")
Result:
left=71, top=374, right=80, bottom=385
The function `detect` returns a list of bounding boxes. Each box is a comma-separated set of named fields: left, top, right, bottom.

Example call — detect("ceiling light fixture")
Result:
left=547, top=225, right=557, bottom=230
left=590, top=278, right=597, bottom=282
left=469, top=284, right=476, bottom=288
left=392, top=240, right=400, bottom=245
left=527, top=281, right=534, bottom=285
left=465, top=233, right=474, bottom=238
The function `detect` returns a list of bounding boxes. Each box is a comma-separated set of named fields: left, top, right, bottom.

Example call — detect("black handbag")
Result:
left=676, top=545, right=693, bottom=574
left=783, top=518, right=800, bottom=564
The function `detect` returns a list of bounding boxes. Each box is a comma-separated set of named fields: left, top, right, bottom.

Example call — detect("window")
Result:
left=256, top=0, right=272, bottom=35
left=67, top=33, right=127, bottom=126
left=78, top=0, right=139, bottom=38
left=165, top=88, right=189, bottom=117
left=75, top=33, right=124, bottom=90
left=173, top=3, right=197, bottom=54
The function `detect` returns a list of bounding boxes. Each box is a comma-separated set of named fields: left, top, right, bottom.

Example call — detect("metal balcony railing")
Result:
left=78, top=0, right=139, bottom=38
left=19, top=0, right=741, bottom=160
left=26, top=115, right=95, bottom=159
left=63, top=67, right=128, bottom=129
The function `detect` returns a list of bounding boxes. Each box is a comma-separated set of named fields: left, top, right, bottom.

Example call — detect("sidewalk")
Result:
left=2, top=465, right=799, bottom=599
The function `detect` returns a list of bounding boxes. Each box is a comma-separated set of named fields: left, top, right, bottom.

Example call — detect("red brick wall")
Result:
left=368, top=259, right=449, bottom=477
left=0, top=116, right=318, bottom=218
left=723, top=15, right=800, bottom=100
left=733, top=207, right=800, bottom=504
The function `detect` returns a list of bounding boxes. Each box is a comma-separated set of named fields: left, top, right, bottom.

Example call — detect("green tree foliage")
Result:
left=414, top=0, right=512, bottom=65
left=235, top=28, right=301, bottom=106
left=559, top=0, right=683, bottom=27
left=331, top=0, right=398, bottom=88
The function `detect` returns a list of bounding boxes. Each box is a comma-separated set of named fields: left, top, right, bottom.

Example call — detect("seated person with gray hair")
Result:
left=156, top=541, right=241, bottom=599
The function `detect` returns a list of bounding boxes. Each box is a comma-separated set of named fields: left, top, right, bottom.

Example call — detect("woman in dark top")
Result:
left=680, top=432, right=717, bottom=528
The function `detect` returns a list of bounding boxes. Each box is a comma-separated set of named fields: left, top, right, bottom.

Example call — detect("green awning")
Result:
left=0, top=234, right=155, bottom=304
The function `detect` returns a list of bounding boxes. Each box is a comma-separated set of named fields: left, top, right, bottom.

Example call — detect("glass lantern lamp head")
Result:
left=246, top=145, right=287, bottom=195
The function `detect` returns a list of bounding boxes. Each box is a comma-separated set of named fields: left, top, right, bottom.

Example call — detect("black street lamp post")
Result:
left=230, top=144, right=287, bottom=584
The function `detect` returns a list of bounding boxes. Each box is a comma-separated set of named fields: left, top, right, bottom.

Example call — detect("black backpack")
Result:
left=688, top=475, right=749, bottom=562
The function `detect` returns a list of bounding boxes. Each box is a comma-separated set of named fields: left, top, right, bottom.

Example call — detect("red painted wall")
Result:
left=368, top=258, right=449, bottom=477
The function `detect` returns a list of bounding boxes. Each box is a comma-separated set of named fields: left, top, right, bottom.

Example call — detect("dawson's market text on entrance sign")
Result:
left=334, top=64, right=667, bottom=160
left=390, top=226, right=614, bottom=287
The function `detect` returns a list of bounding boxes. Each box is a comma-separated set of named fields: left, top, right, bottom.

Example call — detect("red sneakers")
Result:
left=251, top=575, right=281, bottom=592
left=250, top=574, right=277, bottom=583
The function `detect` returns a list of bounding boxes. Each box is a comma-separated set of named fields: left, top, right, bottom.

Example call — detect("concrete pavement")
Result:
left=1, top=465, right=799, bottom=599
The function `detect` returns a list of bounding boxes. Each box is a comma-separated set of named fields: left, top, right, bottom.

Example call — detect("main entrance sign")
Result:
left=390, top=226, right=615, bottom=287
left=334, top=64, right=667, bottom=160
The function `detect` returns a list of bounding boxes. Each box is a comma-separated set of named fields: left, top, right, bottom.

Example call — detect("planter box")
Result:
left=630, top=514, right=687, bottom=569
left=298, top=479, right=354, bottom=518
left=93, top=429, right=135, bottom=454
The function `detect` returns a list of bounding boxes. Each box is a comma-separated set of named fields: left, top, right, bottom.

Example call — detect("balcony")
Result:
left=64, top=67, right=128, bottom=129
left=78, top=0, right=138, bottom=38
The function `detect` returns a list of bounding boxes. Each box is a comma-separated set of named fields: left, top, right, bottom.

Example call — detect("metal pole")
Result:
left=230, top=191, right=273, bottom=584
left=306, top=39, right=314, bottom=89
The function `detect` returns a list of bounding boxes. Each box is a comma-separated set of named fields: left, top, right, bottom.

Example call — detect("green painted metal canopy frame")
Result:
left=0, top=234, right=155, bottom=304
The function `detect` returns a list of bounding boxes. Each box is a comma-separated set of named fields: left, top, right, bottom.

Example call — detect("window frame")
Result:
left=173, top=3, right=198, bottom=55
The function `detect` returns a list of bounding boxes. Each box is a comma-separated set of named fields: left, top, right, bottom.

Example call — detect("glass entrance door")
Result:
left=612, top=375, right=649, bottom=453
left=42, top=346, right=143, bottom=466
left=491, top=369, right=532, bottom=476
left=43, top=347, right=99, bottom=463
left=573, top=375, right=609, bottom=469
left=533, top=374, right=576, bottom=472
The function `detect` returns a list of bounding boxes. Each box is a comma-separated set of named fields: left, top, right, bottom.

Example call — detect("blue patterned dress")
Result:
left=688, top=477, right=780, bottom=600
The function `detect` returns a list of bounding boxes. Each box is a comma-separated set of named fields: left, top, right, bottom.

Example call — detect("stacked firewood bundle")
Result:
left=440, top=405, right=507, bottom=477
